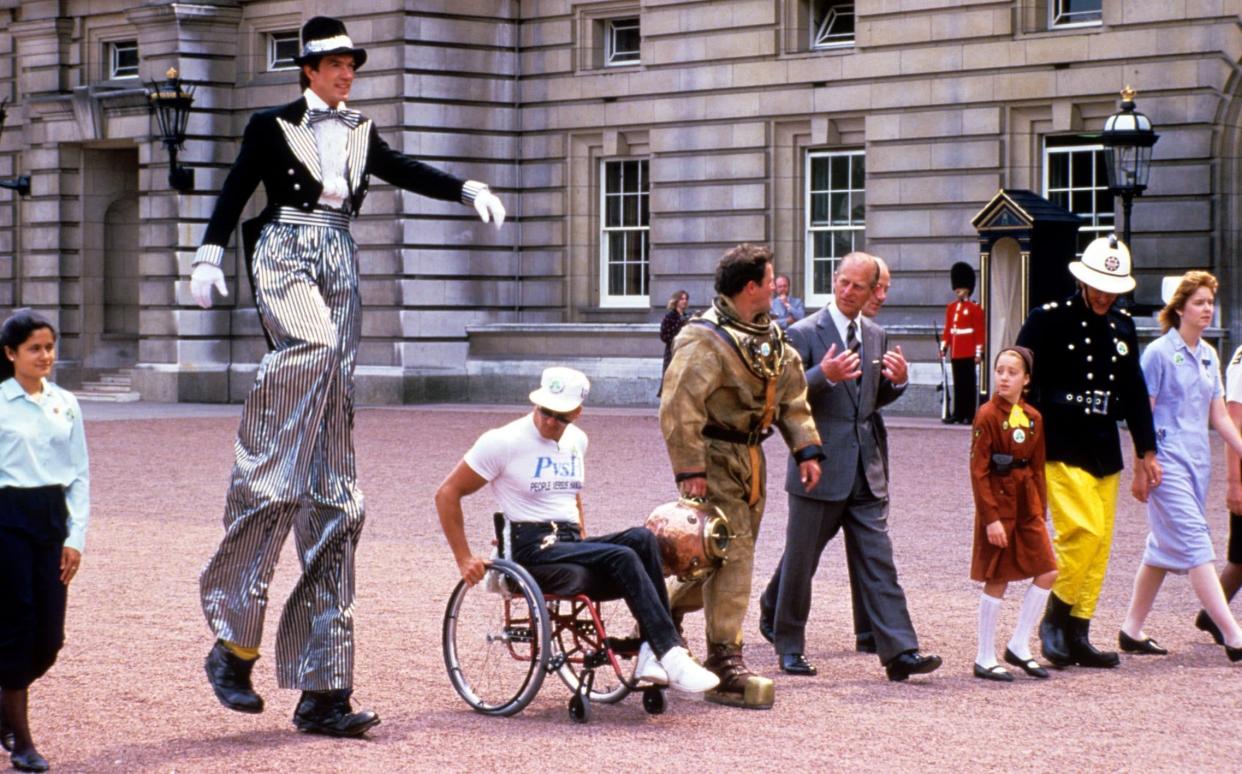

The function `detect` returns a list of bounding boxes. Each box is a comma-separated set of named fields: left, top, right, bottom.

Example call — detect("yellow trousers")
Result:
left=1045, top=462, right=1120, bottom=619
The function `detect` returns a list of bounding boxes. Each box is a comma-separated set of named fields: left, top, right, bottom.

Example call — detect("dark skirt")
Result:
left=0, top=486, right=69, bottom=689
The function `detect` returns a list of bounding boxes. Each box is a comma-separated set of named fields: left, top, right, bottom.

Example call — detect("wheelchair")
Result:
left=442, top=514, right=667, bottom=723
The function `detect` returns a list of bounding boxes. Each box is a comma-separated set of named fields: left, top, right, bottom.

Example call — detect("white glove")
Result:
left=190, top=263, right=229, bottom=309
left=473, top=188, right=506, bottom=230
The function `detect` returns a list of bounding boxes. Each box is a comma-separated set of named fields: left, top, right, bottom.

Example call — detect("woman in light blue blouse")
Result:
left=1122, top=272, right=1242, bottom=663
left=0, top=311, right=89, bottom=773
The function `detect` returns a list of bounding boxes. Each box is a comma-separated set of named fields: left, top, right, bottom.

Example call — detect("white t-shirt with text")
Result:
left=463, top=413, right=587, bottom=524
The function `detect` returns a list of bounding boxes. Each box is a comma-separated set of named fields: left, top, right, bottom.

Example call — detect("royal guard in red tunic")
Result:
left=941, top=262, right=985, bottom=424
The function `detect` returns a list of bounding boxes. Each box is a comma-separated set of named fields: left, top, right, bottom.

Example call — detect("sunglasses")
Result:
left=538, top=406, right=574, bottom=424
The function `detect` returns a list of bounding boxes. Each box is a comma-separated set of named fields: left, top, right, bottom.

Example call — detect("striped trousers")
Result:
left=199, top=218, right=365, bottom=692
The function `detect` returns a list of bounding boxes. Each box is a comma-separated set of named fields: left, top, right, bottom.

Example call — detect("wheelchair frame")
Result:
left=443, top=558, right=666, bottom=723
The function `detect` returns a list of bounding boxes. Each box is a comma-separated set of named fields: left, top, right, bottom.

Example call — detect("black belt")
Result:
left=1050, top=389, right=1110, bottom=415
left=703, top=425, right=774, bottom=446
left=990, top=454, right=1030, bottom=474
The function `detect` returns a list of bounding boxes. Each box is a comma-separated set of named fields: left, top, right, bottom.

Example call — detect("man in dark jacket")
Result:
left=192, top=16, right=505, bottom=737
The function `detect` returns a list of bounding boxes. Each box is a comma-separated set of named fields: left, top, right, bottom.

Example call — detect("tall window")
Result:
left=806, top=150, right=865, bottom=304
left=268, top=30, right=301, bottom=71
left=600, top=159, right=650, bottom=307
left=812, top=2, right=855, bottom=49
left=1044, top=142, right=1114, bottom=256
left=109, top=41, right=139, bottom=79
left=605, top=18, right=641, bottom=66
left=1051, top=0, right=1102, bottom=27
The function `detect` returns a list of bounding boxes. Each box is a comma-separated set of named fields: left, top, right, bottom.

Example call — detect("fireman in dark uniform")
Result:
left=941, top=262, right=985, bottom=424
left=1015, top=235, right=1160, bottom=669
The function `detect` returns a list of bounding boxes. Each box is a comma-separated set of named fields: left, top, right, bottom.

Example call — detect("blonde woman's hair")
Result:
left=1158, top=270, right=1218, bottom=333
left=666, top=289, right=688, bottom=311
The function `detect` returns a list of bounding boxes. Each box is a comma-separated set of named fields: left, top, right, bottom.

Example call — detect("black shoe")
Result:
left=293, top=690, right=380, bottom=738
left=1226, top=645, right=1242, bottom=663
left=1195, top=609, right=1225, bottom=646
left=758, top=608, right=775, bottom=645
left=10, top=750, right=49, bottom=773
left=973, top=663, right=1013, bottom=682
left=1067, top=617, right=1119, bottom=668
left=205, top=640, right=264, bottom=714
left=1039, top=593, right=1073, bottom=667
left=855, top=634, right=877, bottom=654
left=1118, top=630, right=1168, bottom=655
left=1003, top=648, right=1049, bottom=679
left=0, top=720, right=13, bottom=752
left=884, top=650, right=942, bottom=682
left=780, top=653, right=817, bottom=676
left=941, top=417, right=956, bottom=425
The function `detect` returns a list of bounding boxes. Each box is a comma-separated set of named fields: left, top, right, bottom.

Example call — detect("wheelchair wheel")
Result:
left=551, top=596, right=634, bottom=705
left=641, top=687, right=666, bottom=715
left=568, top=693, right=591, bottom=724
left=443, top=559, right=550, bottom=716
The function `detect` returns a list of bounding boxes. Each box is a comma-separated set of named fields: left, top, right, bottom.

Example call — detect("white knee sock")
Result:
left=976, top=593, right=1003, bottom=668
left=1008, top=584, right=1050, bottom=661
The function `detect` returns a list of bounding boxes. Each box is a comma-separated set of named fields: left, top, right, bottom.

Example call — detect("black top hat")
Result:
left=294, top=16, right=367, bottom=69
left=950, top=261, right=976, bottom=294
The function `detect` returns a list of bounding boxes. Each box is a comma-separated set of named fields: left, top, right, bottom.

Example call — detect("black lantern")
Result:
left=0, top=99, right=31, bottom=196
left=146, top=67, right=195, bottom=192
left=1101, top=86, right=1159, bottom=247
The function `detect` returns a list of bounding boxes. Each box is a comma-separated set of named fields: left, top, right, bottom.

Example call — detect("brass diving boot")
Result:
left=702, top=643, right=774, bottom=709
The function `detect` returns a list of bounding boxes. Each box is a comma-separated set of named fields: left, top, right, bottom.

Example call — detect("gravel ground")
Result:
left=25, top=407, right=1242, bottom=772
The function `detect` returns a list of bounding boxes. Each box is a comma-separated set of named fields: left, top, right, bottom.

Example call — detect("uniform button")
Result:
left=1084, top=408, right=1091, bottom=415
left=1082, top=321, right=1088, bottom=327
left=303, top=202, right=311, bottom=209
left=293, top=183, right=301, bottom=190
left=1087, top=355, right=1093, bottom=362
left=1085, top=338, right=1091, bottom=344
left=1069, top=344, right=1075, bottom=350
left=288, top=168, right=295, bottom=175
left=1087, top=373, right=1094, bottom=380
left=1110, top=374, right=1115, bottom=381
left=1112, top=356, right=1117, bottom=362
left=1066, top=393, right=1073, bottom=400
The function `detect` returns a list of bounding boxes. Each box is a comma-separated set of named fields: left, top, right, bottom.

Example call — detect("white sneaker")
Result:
left=634, top=642, right=669, bottom=685
left=660, top=646, right=720, bottom=693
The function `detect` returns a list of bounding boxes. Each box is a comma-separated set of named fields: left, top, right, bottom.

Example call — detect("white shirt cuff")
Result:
left=461, top=179, right=489, bottom=205
left=194, top=244, right=225, bottom=267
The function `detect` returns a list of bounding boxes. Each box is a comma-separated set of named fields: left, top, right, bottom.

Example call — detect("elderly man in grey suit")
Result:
left=759, top=252, right=941, bottom=681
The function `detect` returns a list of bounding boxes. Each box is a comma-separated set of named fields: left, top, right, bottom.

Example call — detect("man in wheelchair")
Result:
left=435, top=366, right=720, bottom=695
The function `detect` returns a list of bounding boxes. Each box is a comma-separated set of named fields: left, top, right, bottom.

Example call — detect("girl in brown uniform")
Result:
left=970, top=346, right=1059, bottom=681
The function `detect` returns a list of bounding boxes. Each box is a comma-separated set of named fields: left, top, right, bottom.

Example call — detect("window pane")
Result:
left=606, top=163, right=620, bottom=194
left=830, top=154, right=849, bottom=188
left=1070, top=189, right=1092, bottom=215
left=1070, top=151, right=1092, bottom=187
left=609, top=259, right=625, bottom=296
left=811, top=192, right=829, bottom=225
left=1049, top=190, right=1069, bottom=209
left=1094, top=189, right=1114, bottom=218
left=1047, top=154, right=1069, bottom=190
left=605, top=195, right=620, bottom=227
left=811, top=157, right=828, bottom=191
left=834, top=231, right=854, bottom=257
left=640, top=192, right=649, bottom=225
left=851, top=191, right=866, bottom=224
left=622, top=161, right=639, bottom=193
left=626, top=260, right=645, bottom=297
left=622, top=194, right=637, bottom=227
left=850, top=155, right=865, bottom=189
left=830, top=192, right=849, bottom=225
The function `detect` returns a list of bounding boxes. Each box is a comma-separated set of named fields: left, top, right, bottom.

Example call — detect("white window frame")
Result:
left=1043, top=142, right=1115, bottom=257
left=811, top=2, right=855, bottom=50
left=604, top=17, right=641, bottom=67
left=108, top=40, right=139, bottom=80
left=267, top=30, right=301, bottom=72
left=805, top=149, right=865, bottom=308
left=1050, top=0, right=1103, bottom=29
left=599, top=158, right=650, bottom=308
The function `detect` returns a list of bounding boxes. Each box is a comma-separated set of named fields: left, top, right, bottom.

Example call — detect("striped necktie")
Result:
left=847, top=320, right=861, bottom=384
left=307, top=107, right=363, bottom=129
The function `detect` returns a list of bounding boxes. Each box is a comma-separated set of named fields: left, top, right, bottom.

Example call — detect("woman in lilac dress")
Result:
left=1122, top=271, right=1242, bottom=661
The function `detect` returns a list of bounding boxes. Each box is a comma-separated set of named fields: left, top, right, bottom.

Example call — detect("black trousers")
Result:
left=0, top=487, right=69, bottom=690
left=510, top=523, right=680, bottom=656
left=951, top=358, right=977, bottom=422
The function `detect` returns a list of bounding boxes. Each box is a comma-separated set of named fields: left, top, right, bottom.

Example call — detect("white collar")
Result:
left=827, top=301, right=861, bottom=346
left=303, top=88, right=346, bottom=112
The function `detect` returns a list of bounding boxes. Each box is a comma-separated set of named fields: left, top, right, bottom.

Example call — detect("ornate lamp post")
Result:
left=0, top=99, right=31, bottom=196
left=145, top=67, right=196, bottom=192
left=1101, top=86, right=1159, bottom=247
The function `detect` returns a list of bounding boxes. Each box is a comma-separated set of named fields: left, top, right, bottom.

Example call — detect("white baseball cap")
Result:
left=529, top=366, right=591, bottom=413
left=1069, top=234, right=1136, bottom=294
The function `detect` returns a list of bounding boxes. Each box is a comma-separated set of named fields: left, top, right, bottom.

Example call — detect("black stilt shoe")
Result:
left=1038, top=593, right=1073, bottom=667
left=1067, top=616, right=1119, bottom=668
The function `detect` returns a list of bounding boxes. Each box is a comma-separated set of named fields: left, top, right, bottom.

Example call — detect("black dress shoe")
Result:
left=884, top=650, right=942, bottom=682
left=758, top=608, right=775, bottom=645
left=0, top=721, right=14, bottom=752
left=1226, top=644, right=1242, bottom=663
left=293, top=690, right=380, bottom=738
left=780, top=653, right=817, bottom=676
left=10, top=749, right=49, bottom=773
left=1196, top=609, right=1225, bottom=646
left=973, top=663, right=1013, bottom=682
left=1003, top=648, right=1049, bottom=679
left=1118, top=630, right=1168, bottom=655
left=205, top=640, right=264, bottom=714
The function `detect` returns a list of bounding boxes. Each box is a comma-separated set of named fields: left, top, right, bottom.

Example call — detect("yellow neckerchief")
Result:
left=1007, top=400, right=1031, bottom=429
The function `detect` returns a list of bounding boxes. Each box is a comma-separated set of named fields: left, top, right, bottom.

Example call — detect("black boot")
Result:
left=293, top=690, right=380, bottom=738
left=204, top=640, right=264, bottom=713
left=1038, top=593, right=1072, bottom=667
left=1067, top=616, right=1119, bottom=668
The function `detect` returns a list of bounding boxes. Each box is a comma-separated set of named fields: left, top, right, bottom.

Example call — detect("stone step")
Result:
left=97, top=375, right=133, bottom=385
left=75, top=391, right=142, bottom=403
left=80, top=382, right=134, bottom=393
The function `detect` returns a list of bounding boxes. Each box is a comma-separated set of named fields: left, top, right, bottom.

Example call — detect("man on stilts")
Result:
left=189, top=16, right=505, bottom=736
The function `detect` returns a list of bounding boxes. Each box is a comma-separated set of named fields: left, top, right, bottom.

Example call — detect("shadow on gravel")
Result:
left=58, top=728, right=357, bottom=771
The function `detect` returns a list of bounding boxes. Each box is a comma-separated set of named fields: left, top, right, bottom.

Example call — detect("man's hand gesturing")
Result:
left=820, top=342, right=862, bottom=383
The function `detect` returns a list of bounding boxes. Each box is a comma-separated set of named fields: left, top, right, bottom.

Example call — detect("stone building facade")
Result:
left=0, top=1, right=1239, bottom=407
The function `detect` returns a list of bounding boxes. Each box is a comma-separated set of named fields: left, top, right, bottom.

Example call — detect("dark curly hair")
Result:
left=1, top=310, right=57, bottom=382
left=714, top=243, right=772, bottom=297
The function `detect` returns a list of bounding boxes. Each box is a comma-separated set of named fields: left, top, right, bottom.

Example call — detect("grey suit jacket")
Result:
left=783, top=307, right=905, bottom=502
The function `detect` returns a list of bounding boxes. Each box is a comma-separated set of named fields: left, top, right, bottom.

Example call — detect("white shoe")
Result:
left=660, top=646, right=720, bottom=693
left=635, top=642, right=669, bottom=685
